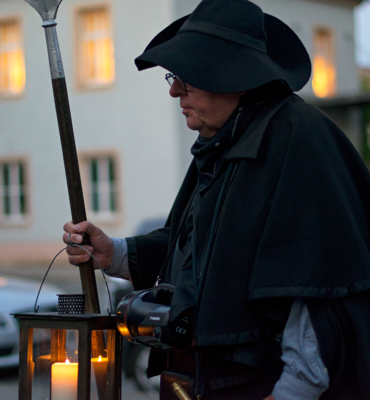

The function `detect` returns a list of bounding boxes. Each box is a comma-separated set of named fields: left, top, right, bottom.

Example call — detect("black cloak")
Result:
left=126, top=94, right=370, bottom=398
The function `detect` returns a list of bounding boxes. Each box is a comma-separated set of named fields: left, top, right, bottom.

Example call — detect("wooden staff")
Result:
left=24, top=1, right=107, bottom=398
left=25, top=0, right=100, bottom=314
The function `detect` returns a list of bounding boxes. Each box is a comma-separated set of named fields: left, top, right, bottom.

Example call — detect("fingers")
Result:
left=67, top=254, right=91, bottom=266
left=63, top=221, right=105, bottom=242
left=63, top=220, right=98, bottom=235
left=66, top=244, right=94, bottom=256
left=66, top=245, right=94, bottom=266
left=72, top=221, right=103, bottom=239
left=63, top=221, right=75, bottom=234
left=62, top=220, right=109, bottom=269
left=63, top=232, right=84, bottom=245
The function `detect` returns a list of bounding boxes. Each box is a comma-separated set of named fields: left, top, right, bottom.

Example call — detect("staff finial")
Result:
left=25, top=0, right=63, bottom=22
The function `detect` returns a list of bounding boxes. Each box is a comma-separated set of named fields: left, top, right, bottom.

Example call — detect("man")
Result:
left=64, top=1, right=370, bottom=399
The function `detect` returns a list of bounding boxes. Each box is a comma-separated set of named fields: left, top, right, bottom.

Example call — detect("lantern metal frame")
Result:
left=14, top=312, right=122, bottom=400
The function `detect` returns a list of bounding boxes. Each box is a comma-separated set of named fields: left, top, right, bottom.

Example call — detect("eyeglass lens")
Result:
left=166, top=74, right=186, bottom=90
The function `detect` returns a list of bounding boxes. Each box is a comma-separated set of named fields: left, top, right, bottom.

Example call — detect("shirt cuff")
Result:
left=103, top=238, right=131, bottom=280
left=272, top=370, right=325, bottom=400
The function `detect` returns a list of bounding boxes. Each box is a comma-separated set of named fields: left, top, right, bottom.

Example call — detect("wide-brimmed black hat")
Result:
left=135, top=0, right=311, bottom=93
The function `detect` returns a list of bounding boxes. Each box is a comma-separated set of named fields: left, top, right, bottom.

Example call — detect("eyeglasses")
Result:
left=165, top=73, right=187, bottom=91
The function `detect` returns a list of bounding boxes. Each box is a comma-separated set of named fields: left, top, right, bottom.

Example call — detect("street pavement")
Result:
left=0, top=367, right=158, bottom=400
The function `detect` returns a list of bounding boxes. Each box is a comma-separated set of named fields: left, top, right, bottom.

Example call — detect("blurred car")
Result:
left=134, top=218, right=167, bottom=235
left=0, top=275, right=64, bottom=369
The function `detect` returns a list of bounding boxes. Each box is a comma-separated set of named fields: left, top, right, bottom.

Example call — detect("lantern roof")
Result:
left=13, top=312, right=117, bottom=330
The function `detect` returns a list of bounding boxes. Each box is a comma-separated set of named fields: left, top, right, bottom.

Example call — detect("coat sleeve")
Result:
left=272, top=298, right=329, bottom=400
left=126, top=227, right=170, bottom=290
left=306, top=291, right=370, bottom=399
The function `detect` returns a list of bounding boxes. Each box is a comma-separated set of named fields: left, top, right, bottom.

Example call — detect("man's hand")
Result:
left=63, top=221, right=114, bottom=271
left=263, top=396, right=276, bottom=400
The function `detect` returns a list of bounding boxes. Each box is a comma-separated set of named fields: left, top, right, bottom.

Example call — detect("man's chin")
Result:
left=185, top=118, right=203, bottom=132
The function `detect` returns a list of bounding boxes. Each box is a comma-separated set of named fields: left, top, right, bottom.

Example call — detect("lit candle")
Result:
left=51, top=359, right=78, bottom=400
left=91, top=355, right=108, bottom=365
left=91, top=355, right=108, bottom=394
left=91, top=356, right=108, bottom=382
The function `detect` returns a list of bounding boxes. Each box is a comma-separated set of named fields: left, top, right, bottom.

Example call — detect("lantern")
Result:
left=14, top=310, right=122, bottom=400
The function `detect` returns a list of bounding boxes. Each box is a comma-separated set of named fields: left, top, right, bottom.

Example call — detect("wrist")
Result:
left=106, top=237, right=114, bottom=269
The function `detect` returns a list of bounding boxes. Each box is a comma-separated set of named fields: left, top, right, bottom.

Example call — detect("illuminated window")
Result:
left=77, top=7, right=115, bottom=88
left=0, top=161, right=28, bottom=222
left=312, top=27, right=336, bottom=98
left=84, top=156, right=118, bottom=219
left=0, top=20, right=26, bottom=97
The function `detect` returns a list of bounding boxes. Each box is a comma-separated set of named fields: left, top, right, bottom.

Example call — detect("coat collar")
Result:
left=226, top=94, right=292, bottom=161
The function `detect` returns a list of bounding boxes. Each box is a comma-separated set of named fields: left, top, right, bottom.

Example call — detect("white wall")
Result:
left=254, top=0, right=359, bottom=96
left=0, top=0, right=180, bottom=259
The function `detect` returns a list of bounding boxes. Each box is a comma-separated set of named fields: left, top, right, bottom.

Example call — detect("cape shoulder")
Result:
left=247, top=95, right=370, bottom=300
left=267, top=94, right=358, bottom=160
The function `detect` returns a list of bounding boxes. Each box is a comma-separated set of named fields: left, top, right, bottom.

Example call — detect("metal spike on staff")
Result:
left=24, top=1, right=108, bottom=398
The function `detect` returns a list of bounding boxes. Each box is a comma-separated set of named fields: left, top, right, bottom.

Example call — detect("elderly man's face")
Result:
left=169, top=79, right=243, bottom=138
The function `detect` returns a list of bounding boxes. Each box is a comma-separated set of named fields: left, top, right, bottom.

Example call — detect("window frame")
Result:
left=0, top=15, right=26, bottom=100
left=0, top=156, right=32, bottom=227
left=74, top=2, right=116, bottom=91
left=78, top=150, right=123, bottom=225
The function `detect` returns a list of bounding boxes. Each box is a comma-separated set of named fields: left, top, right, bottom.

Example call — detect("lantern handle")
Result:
left=34, top=244, right=113, bottom=316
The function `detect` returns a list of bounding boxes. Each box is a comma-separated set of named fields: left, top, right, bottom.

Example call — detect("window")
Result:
left=0, top=19, right=26, bottom=97
left=0, top=161, right=28, bottom=223
left=81, top=155, right=119, bottom=221
left=312, top=27, right=336, bottom=98
left=77, top=7, right=115, bottom=88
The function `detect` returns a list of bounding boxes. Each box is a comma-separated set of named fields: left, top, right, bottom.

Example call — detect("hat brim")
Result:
left=135, top=14, right=311, bottom=93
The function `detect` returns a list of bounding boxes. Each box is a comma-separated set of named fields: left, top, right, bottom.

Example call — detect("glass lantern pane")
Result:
left=32, top=329, right=79, bottom=400
left=90, top=329, right=111, bottom=400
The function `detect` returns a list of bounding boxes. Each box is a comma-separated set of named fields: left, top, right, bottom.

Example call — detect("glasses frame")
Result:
left=165, top=73, right=187, bottom=91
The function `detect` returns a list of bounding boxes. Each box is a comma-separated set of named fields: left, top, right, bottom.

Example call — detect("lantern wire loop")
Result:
left=34, top=246, right=69, bottom=313
left=34, top=244, right=113, bottom=316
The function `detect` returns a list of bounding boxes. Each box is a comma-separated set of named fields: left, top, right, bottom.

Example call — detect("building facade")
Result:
left=0, top=0, right=364, bottom=266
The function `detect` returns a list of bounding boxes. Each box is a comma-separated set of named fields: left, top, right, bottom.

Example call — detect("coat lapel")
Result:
left=226, top=94, right=292, bottom=161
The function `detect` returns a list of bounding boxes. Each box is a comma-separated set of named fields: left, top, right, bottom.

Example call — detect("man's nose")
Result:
left=169, top=79, right=187, bottom=98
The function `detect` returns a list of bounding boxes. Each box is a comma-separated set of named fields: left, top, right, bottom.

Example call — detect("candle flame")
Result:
left=98, top=356, right=102, bottom=362
left=65, top=359, right=70, bottom=364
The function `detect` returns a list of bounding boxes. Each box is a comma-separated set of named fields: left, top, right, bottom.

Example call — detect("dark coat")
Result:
left=127, top=94, right=370, bottom=398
